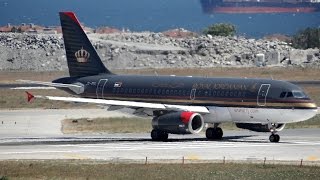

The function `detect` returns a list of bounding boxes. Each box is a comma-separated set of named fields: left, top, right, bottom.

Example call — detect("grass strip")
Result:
left=0, top=160, right=319, bottom=180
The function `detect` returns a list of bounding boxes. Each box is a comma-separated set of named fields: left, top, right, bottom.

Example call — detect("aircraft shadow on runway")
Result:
left=0, top=134, right=291, bottom=146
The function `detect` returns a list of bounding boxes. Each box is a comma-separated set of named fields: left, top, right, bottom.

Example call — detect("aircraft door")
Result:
left=190, top=88, right=196, bottom=100
left=257, top=84, right=270, bottom=106
left=96, top=79, right=108, bottom=98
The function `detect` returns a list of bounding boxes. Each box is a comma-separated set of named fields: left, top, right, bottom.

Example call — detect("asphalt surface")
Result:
left=0, top=108, right=320, bottom=164
left=0, top=130, right=319, bottom=164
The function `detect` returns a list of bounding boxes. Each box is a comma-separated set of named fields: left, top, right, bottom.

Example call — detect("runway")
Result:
left=0, top=129, right=320, bottom=164
left=0, top=109, right=320, bottom=164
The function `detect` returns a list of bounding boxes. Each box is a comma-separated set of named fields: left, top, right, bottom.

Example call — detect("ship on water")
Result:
left=200, top=0, right=320, bottom=13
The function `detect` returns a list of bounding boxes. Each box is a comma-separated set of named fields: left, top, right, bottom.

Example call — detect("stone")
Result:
left=265, top=51, right=280, bottom=65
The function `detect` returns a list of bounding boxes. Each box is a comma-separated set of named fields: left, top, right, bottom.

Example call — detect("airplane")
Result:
left=21, top=12, right=318, bottom=142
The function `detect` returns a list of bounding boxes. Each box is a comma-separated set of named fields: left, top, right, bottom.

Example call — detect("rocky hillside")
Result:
left=0, top=32, right=319, bottom=71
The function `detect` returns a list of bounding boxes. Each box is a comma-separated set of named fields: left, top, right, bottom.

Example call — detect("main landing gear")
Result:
left=151, top=129, right=168, bottom=141
left=206, top=125, right=223, bottom=140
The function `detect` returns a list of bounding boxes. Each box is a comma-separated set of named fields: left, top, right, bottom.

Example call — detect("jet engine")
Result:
left=235, top=123, right=286, bottom=132
left=152, top=111, right=204, bottom=134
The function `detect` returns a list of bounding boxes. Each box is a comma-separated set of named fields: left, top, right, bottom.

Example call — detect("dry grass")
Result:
left=117, top=67, right=320, bottom=80
left=2, top=85, right=319, bottom=109
left=0, top=71, right=68, bottom=83
left=62, top=115, right=320, bottom=134
left=286, top=115, right=320, bottom=129
left=302, top=86, right=320, bottom=106
left=1, top=68, right=319, bottom=109
left=62, top=117, right=151, bottom=134
left=1, top=67, right=320, bottom=83
left=0, top=160, right=319, bottom=180
left=0, top=89, right=95, bottom=109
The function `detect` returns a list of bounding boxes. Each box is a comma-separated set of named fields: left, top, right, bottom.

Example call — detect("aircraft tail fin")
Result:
left=59, top=12, right=112, bottom=77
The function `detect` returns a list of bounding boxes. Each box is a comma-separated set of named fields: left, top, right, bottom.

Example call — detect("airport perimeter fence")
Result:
left=104, top=157, right=320, bottom=167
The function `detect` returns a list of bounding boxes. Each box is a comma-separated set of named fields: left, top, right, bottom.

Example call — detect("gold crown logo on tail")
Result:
left=75, top=47, right=90, bottom=63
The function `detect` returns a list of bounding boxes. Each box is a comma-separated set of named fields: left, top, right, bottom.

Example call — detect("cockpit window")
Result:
left=287, top=92, right=293, bottom=98
left=292, top=91, right=308, bottom=99
left=279, top=92, right=287, bottom=98
left=279, top=91, right=308, bottom=99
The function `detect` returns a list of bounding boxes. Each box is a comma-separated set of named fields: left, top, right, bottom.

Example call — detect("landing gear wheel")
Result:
left=269, top=134, right=280, bottom=143
left=216, top=127, right=223, bottom=139
left=151, top=129, right=168, bottom=141
left=206, top=127, right=223, bottom=140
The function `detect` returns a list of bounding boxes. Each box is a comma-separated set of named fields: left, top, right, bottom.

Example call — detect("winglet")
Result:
left=26, top=91, right=35, bottom=102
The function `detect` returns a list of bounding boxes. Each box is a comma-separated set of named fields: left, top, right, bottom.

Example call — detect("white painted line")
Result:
left=10, top=87, right=56, bottom=90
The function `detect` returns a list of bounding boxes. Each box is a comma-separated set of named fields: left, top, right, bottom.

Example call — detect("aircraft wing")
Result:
left=26, top=92, right=210, bottom=114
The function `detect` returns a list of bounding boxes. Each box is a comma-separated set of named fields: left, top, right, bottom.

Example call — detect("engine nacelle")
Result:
left=152, top=111, right=204, bottom=134
left=235, top=123, right=286, bottom=132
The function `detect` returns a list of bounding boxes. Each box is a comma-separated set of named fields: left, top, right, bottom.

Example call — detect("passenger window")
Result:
left=133, top=89, right=136, bottom=94
left=287, top=92, right=293, bottom=98
left=183, top=90, right=186, bottom=96
left=137, top=89, right=141, bottom=94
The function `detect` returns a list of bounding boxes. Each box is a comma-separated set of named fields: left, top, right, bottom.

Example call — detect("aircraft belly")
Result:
left=227, top=107, right=317, bottom=124
left=203, top=106, right=233, bottom=123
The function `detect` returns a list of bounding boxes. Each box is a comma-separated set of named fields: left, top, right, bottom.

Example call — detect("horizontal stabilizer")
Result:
left=17, top=80, right=84, bottom=94
left=26, top=91, right=35, bottom=102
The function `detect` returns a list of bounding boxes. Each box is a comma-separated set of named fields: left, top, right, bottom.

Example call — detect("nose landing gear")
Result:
left=268, top=123, right=281, bottom=143
left=269, top=133, right=280, bottom=143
